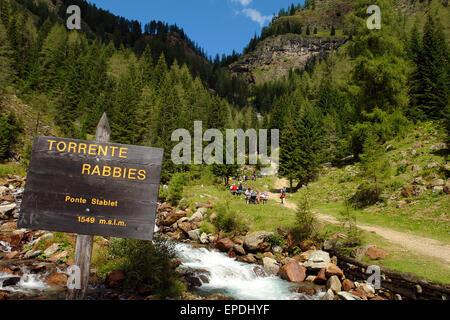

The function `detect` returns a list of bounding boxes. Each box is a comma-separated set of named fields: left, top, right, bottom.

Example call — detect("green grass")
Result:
left=0, top=162, right=27, bottom=178
left=290, top=121, right=449, bottom=242
left=183, top=177, right=297, bottom=233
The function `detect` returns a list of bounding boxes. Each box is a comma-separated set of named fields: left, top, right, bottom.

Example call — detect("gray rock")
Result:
left=243, top=231, right=274, bottom=252
left=0, top=186, right=8, bottom=196
left=272, top=245, right=283, bottom=254
left=234, top=244, right=246, bottom=256
left=304, top=250, right=330, bottom=271
left=321, top=289, right=335, bottom=300
left=190, top=210, right=205, bottom=223
left=337, top=291, right=362, bottom=300
left=187, top=229, right=201, bottom=241
left=432, top=186, right=443, bottom=194
left=262, top=257, right=280, bottom=276
left=43, top=243, right=61, bottom=256
left=0, top=203, right=16, bottom=216
left=324, top=238, right=343, bottom=251
left=23, top=250, right=43, bottom=259
left=199, top=232, right=209, bottom=244
left=327, top=275, right=342, bottom=294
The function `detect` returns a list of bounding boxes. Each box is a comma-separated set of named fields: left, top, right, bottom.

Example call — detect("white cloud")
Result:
left=231, top=0, right=253, bottom=6
left=241, top=8, right=273, bottom=27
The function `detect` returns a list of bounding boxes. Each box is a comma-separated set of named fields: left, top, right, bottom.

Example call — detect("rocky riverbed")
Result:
left=156, top=202, right=389, bottom=301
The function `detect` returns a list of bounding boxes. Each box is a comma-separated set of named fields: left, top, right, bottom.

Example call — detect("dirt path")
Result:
left=270, top=178, right=450, bottom=265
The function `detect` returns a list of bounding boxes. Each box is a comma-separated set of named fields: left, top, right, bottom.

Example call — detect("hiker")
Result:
left=244, top=188, right=251, bottom=204
left=280, top=187, right=287, bottom=204
left=250, top=190, right=257, bottom=204
left=231, top=184, right=238, bottom=196
left=237, top=182, right=243, bottom=196
left=252, top=170, right=256, bottom=180
left=261, top=191, right=269, bottom=204
left=256, top=191, right=261, bottom=205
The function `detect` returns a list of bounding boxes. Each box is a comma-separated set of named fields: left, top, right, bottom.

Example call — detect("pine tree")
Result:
left=415, top=14, right=449, bottom=119
left=360, top=130, right=390, bottom=183
left=0, top=21, right=13, bottom=91
left=152, top=52, right=168, bottom=92
left=140, top=44, right=153, bottom=84
left=306, top=25, right=310, bottom=35
left=0, top=0, right=10, bottom=27
left=330, top=25, right=335, bottom=36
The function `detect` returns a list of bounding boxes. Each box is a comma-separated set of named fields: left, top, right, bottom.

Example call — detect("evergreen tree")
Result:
left=359, top=130, right=390, bottom=183
left=330, top=25, right=335, bottom=36
left=414, top=14, right=449, bottom=119
left=0, top=0, right=10, bottom=27
left=306, top=25, right=310, bottom=35
left=0, top=21, right=13, bottom=91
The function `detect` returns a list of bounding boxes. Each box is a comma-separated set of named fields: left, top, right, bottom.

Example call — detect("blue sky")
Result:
left=88, top=0, right=304, bottom=58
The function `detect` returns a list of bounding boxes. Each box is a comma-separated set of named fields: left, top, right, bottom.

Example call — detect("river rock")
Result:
left=262, top=257, right=280, bottom=276
left=304, top=250, right=330, bottom=271
left=236, top=254, right=257, bottom=264
left=432, top=186, right=444, bottom=194
left=199, top=232, right=209, bottom=244
left=337, top=291, right=362, bottom=300
left=23, top=250, right=42, bottom=259
left=326, top=263, right=344, bottom=279
left=272, top=245, right=283, bottom=254
left=313, top=268, right=327, bottom=284
left=189, top=210, right=204, bottom=223
left=2, top=276, right=21, bottom=287
left=0, top=204, right=16, bottom=218
left=179, top=222, right=194, bottom=234
left=366, top=246, right=389, bottom=260
left=233, top=244, right=246, bottom=256
left=106, top=270, right=124, bottom=288
left=45, top=273, right=67, bottom=287
left=243, top=231, right=274, bottom=252
left=278, top=262, right=306, bottom=283
left=324, top=238, right=343, bottom=251
left=187, top=229, right=200, bottom=242
left=162, top=212, right=186, bottom=226
left=47, top=250, right=69, bottom=262
left=327, top=275, right=342, bottom=294
left=43, top=243, right=61, bottom=257
left=216, top=238, right=234, bottom=252
left=321, top=289, right=335, bottom=300
left=342, top=279, right=355, bottom=292
left=253, top=266, right=267, bottom=277
left=0, top=222, right=17, bottom=232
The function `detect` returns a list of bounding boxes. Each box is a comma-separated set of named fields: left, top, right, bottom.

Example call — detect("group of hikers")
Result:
left=230, top=181, right=287, bottom=205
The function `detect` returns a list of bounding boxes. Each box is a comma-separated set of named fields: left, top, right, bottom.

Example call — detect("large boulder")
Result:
left=278, top=262, right=306, bottom=283
left=0, top=204, right=16, bottom=218
left=243, top=231, right=274, bottom=252
left=216, top=238, right=234, bottom=253
left=321, top=289, right=335, bottom=301
left=262, top=257, right=280, bottom=276
left=304, top=250, right=330, bottom=271
left=233, top=244, right=246, bottom=256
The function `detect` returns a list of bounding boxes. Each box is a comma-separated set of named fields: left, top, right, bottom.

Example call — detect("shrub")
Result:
left=213, top=203, right=245, bottom=234
left=267, top=233, right=285, bottom=247
left=199, top=221, right=216, bottom=234
left=338, top=202, right=363, bottom=247
left=106, top=236, right=185, bottom=298
left=291, top=192, right=318, bottom=241
left=349, top=182, right=384, bottom=208
left=0, top=111, right=23, bottom=162
left=167, top=172, right=189, bottom=206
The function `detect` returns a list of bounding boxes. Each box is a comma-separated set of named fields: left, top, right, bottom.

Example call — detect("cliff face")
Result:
left=229, top=34, right=347, bottom=84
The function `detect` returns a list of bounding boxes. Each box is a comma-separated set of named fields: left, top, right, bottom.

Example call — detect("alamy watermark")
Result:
left=367, top=265, right=381, bottom=289
left=171, top=121, right=279, bottom=175
left=367, top=5, right=381, bottom=30
left=66, top=5, right=81, bottom=30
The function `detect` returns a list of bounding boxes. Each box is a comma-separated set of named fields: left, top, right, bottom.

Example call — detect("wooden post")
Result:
left=67, top=113, right=111, bottom=300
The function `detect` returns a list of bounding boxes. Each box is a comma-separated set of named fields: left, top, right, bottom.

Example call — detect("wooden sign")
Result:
left=18, top=135, right=164, bottom=241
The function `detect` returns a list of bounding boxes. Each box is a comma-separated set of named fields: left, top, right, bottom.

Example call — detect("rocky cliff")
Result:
left=229, top=34, right=347, bottom=84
